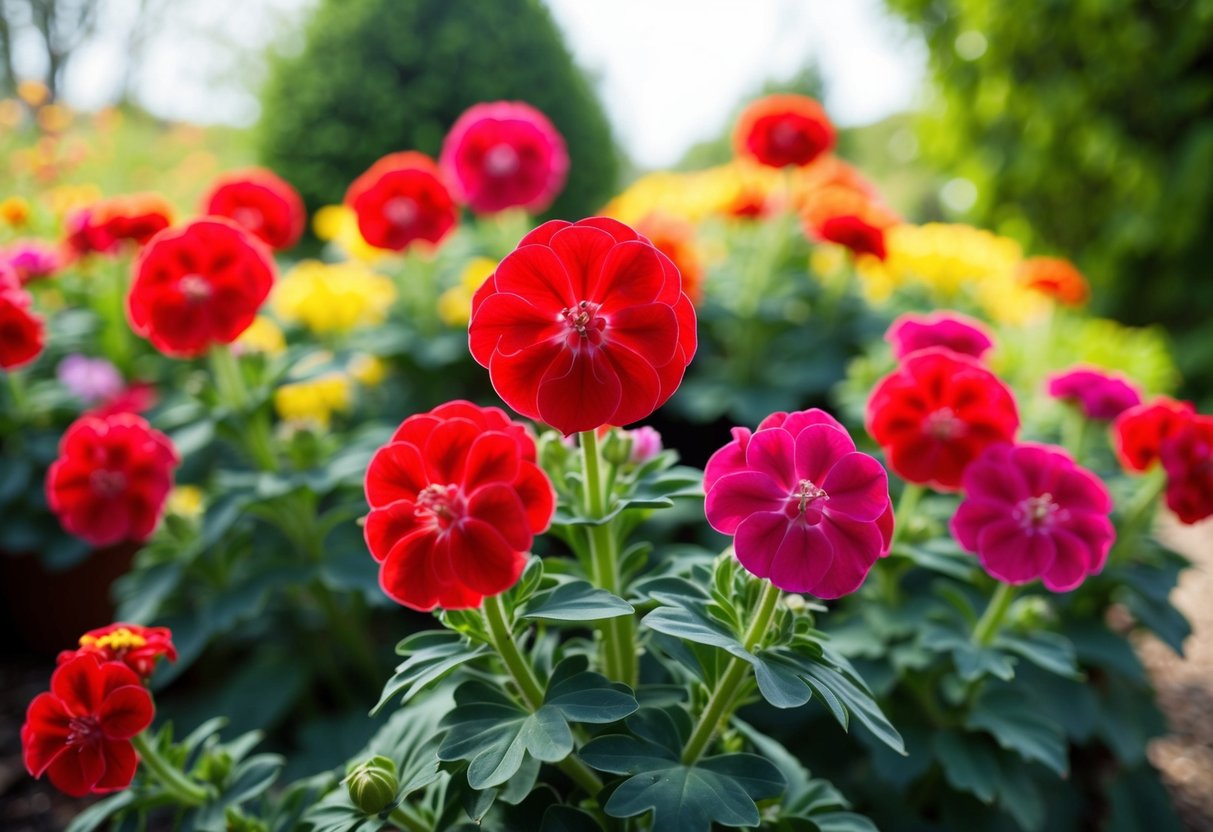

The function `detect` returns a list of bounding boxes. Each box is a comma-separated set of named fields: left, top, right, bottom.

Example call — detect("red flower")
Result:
left=1160, top=416, right=1213, bottom=524
left=440, top=101, right=569, bottom=215
left=363, top=401, right=555, bottom=611
left=201, top=167, right=305, bottom=251
left=22, top=655, right=154, bottom=797
left=128, top=218, right=275, bottom=358
left=1113, top=396, right=1195, bottom=473
left=87, top=381, right=158, bottom=419
left=345, top=152, right=458, bottom=251
left=811, top=214, right=887, bottom=260
left=734, top=94, right=836, bottom=169
left=866, top=348, right=1020, bottom=491
left=0, top=264, right=44, bottom=369
left=469, top=217, right=697, bottom=435
left=1020, top=257, right=1090, bottom=307
left=65, top=194, right=173, bottom=256
left=57, top=623, right=177, bottom=680
left=46, top=413, right=179, bottom=547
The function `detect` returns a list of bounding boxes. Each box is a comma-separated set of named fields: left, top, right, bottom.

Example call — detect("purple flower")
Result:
left=1046, top=366, right=1142, bottom=422
left=57, top=355, right=124, bottom=404
left=951, top=442, right=1115, bottom=592
left=704, top=409, right=894, bottom=598
left=885, top=311, right=995, bottom=362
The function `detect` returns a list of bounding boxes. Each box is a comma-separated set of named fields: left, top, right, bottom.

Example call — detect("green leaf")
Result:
left=543, top=656, right=639, bottom=723
left=996, top=631, right=1082, bottom=679
left=995, top=754, right=1044, bottom=832
left=642, top=606, right=746, bottom=653
left=522, top=580, right=634, bottom=622
left=809, top=813, right=880, bottom=832
left=932, top=731, right=1000, bottom=803
left=966, top=688, right=1068, bottom=776
left=373, top=631, right=488, bottom=714
left=920, top=624, right=1016, bottom=683
left=65, top=792, right=137, bottom=832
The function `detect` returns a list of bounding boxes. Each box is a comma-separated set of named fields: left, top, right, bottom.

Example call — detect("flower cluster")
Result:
left=272, top=260, right=397, bottom=334
left=1115, top=397, right=1213, bottom=524
left=363, top=401, right=555, bottom=610
left=65, top=193, right=173, bottom=257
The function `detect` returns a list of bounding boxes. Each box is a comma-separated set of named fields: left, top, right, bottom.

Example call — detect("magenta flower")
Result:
left=704, top=409, right=894, bottom=598
left=885, top=311, right=995, bottom=362
left=626, top=426, right=663, bottom=464
left=1046, top=366, right=1143, bottom=422
left=951, top=442, right=1115, bottom=592
left=3, top=240, right=62, bottom=284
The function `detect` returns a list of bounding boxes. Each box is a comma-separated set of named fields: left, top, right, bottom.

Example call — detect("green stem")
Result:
left=580, top=430, right=636, bottom=688
left=388, top=804, right=429, bottom=832
left=1061, top=407, right=1089, bottom=462
left=1109, top=469, right=1167, bottom=563
left=5, top=369, right=28, bottom=417
left=130, top=732, right=211, bottom=806
left=99, top=260, right=134, bottom=374
left=481, top=594, right=605, bottom=797
left=681, top=580, right=782, bottom=764
left=888, top=482, right=923, bottom=552
left=972, top=583, right=1017, bottom=647
left=208, top=346, right=276, bottom=471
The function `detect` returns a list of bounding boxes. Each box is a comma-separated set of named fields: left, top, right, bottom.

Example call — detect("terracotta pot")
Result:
left=0, top=543, right=137, bottom=658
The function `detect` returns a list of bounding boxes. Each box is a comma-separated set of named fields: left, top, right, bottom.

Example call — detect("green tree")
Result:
left=257, top=0, right=618, bottom=222
left=885, top=0, right=1213, bottom=400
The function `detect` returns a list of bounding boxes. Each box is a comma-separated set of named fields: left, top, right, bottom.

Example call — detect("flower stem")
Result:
left=681, top=580, right=781, bottom=765
left=4, top=369, right=29, bottom=418
left=481, top=593, right=604, bottom=796
left=888, top=482, right=923, bottom=552
left=972, top=583, right=1017, bottom=647
left=1109, top=469, right=1167, bottom=564
left=580, top=430, right=636, bottom=688
left=208, top=346, right=276, bottom=471
left=1061, top=408, right=1089, bottom=463
left=130, top=731, right=211, bottom=807
left=388, top=804, right=429, bottom=832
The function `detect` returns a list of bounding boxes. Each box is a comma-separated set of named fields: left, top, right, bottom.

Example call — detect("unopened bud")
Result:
left=627, top=426, right=663, bottom=464
left=601, top=429, right=631, bottom=467
left=783, top=594, right=808, bottom=613
left=344, top=755, right=398, bottom=814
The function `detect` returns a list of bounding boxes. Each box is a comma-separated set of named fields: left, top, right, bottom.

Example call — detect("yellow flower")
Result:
left=0, top=196, right=31, bottom=227
left=349, top=354, right=388, bottom=387
left=272, top=260, right=397, bottom=335
left=437, top=257, right=497, bottom=327
left=36, top=103, right=72, bottom=133
left=17, top=79, right=50, bottom=107
left=45, top=183, right=103, bottom=217
left=273, top=374, right=353, bottom=429
left=313, top=204, right=386, bottom=263
left=235, top=316, right=286, bottom=355
left=167, top=486, right=205, bottom=520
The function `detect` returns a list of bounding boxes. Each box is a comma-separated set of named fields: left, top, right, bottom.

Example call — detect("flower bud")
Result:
left=627, top=426, right=663, bottom=464
left=601, top=429, right=631, bottom=467
left=344, top=755, right=398, bottom=814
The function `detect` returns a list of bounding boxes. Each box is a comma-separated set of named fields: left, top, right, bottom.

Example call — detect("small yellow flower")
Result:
left=437, top=257, right=497, bottom=327
left=0, top=196, right=31, bottom=227
left=45, top=183, right=103, bottom=217
left=313, top=204, right=386, bottom=262
left=349, top=354, right=388, bottom=387
left=17, top=79, right=50, bottom=107
left=167, top=486, right=205, bottom=520
left=272, top=260, right=397, bottom=335
left=274, top=374, right=353, bottom=429
left=235, top=316, right=287, bottom=355
left=809, top=245, right=847, bottom=280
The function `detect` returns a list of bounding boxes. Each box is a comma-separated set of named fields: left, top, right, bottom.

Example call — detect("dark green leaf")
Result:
left=540, top=805, right=605, bottom=832
left=522, top=580, right=633, bottom=622
left=374, top=631, right=488, bottom=714
left=932, top=731, right=1000, bottom=803
left=997, top=632, right=1081, bottom=679
left=642, top=606, right=745, bottom=653
left=966, top=688, right=1068, bottom=776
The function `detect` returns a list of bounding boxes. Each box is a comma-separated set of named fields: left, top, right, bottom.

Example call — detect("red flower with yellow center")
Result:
left=58, top=623, right=178, bottom=680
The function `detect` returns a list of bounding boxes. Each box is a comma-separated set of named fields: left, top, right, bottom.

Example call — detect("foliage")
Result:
left=257, top=0, right=619, bottom=222
left=884, top=0, right=1213, bottom=402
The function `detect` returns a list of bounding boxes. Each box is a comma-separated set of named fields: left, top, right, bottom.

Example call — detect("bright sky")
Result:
left=55, top=0, right=926, bottom=170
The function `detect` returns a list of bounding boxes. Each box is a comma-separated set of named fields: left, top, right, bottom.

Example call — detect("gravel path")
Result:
left=1141, top=516, right=1213, bottom=832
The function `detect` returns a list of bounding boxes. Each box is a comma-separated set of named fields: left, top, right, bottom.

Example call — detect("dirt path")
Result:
left=1141, top=516, right=1213, bottom=832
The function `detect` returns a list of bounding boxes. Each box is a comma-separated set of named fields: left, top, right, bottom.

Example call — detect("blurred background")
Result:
left=1, top=0, right=1209, bottom=402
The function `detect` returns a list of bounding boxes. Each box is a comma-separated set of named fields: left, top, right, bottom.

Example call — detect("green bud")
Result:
left=344, top=755, right=398, bottom=814
left=601, top=429, right=632, bottom=467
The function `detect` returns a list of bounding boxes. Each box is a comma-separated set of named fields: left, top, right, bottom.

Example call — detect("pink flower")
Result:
left=951, top=443, right=1115, bottom=592
left=626, top=426, right=663, bottom=464
left=440, top=101, right=569, bottom=215
left=3, top=240, right=62, bottom=284
left=885, top=311, right=995, bottom=362
left=704, top=409, right=894, bottom=598
left=1046, top=366, right=1142, bottom=422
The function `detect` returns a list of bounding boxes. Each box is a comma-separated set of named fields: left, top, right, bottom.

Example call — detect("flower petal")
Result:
left=815, top=514, right=884, bottom=598
left=1041, top=529, right=1092, bottom=592
left=607, top=303, right=678, bottom=367
left=379, top=529, right=442, bottom=612
left=423, top=417, right=479, bottom=484
left=733, top=511, right=791, bottom=581
left=547, top=225, right=615, bottom=299
left=591, top=240, right=664, bottom=307
left=536, top=347, right=621, bottom=435
left=745, top=428, right=797, bottom=490
left=793, top=424, right=856, bottom=484
left=600, top=342, right=660, bottom=427
left=46, top=743, right=105, bottom=797
left=820, top=452, right=888, bottom=522
left=489, top=341, right=560, bottom=422
left=468, top=292, right=562, bottom=365
left=364, top=499, right=420, bottom=563
left=446, top=517, right=526, bottom=596
left=93, top=738, right=138, bottom=792
left=467, top=483, right=532, bottom=551
left=977, top=521, right=1055, bottom=585
left=767, top=522, right=835, bottom=594
left=97, top=686, right=154, bottom=739
left=365, top=441, right=428, bottom=508
left=492, top=243, right=574, bottom=311
left=705, top=471, right=786, bottom=535
left=463, top=433, right=522, bottom=491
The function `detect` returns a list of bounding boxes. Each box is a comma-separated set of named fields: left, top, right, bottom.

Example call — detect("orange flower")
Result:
left=734, top=94, right=836, bottom=169
left=1020, top=256, right=1090, bottom=306
left=636, top=213, right=704, bottom=304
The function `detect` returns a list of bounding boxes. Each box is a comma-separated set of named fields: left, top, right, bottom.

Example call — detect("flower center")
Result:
left=790, top=478, right=829, bottom=523
left=484, top=143, right=521, bottom=177
left=384, top=197, right=419, bottom=227
left=81, top=627, right=147, bottom=653
left=415, top=483, right=463, bottom=530
left=178, top=274, right=211, bottom=303
left=89, top=469, right=127, bottom=498
left=923, top=407, right=966, bottom=441
left=1014, top=493, right=1064, bottom=531
left=772, top=120, right=802, bottom=150
left=560, top=300, right=606, bottom=346
left=232, top=206, right=263, bottom=230
left=66, top=715, right=102, bottom=746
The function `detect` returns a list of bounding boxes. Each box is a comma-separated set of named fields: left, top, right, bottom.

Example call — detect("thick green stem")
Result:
left=681, top=580, right=781, bottom=765
left=99, top=260, right=135, bottom=374
left=972, top=583, right=1017, bottom=647
left=130, top=732, right=210, bottom=806
left=481, top=594, right=604, bottom=796
left=209, top=346, right=276, bottom=471
left=388, top=804, right=429, bottom=832
left=580, top=430, right=636, bottom=688
left=888, top=482, right=924, bottom=552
